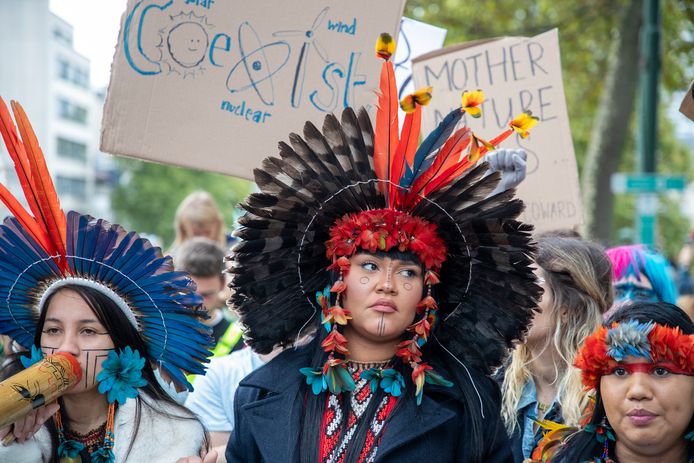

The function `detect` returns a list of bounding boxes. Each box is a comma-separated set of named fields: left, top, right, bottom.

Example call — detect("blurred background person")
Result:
left=676, top=294, right=694, bottom=321
left=605, top=244, right=678, bottom=318
left=175, top=237, right=242, bottom=357
left=184, top=345, right=284, bottom=463
left=500, top=236, right=614, bottom=462
left=169, top=191, right=232, bottom=257
left=675, top=232, right=694, bottom=296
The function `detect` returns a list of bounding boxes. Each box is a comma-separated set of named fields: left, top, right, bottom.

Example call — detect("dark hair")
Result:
left=26, top=284, right=208, bottom=460
left=299, top=250, right=496, bottom=462
left=175, top=237, right=226, bottom=280
left=552, top=301, right=694, bottom=462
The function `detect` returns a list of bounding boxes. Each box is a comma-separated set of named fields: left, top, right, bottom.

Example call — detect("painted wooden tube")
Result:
left=0, top=352, right=81, bottom=428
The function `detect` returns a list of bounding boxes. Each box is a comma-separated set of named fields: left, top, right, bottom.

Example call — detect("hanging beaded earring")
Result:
left=584, top=417, right=615, bottom=463
left=300, top=257, right=355, bottom=395
left=395, top=269, right=452, bottom=405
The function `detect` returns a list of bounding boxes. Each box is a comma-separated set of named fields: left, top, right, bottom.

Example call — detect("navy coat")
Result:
left=225, top=344, right=513, bottom=462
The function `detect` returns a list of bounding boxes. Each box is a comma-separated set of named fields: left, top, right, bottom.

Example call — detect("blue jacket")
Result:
left=225, top=343, right=513, bottom=462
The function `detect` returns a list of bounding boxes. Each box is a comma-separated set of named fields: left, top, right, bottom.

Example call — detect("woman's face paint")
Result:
left=342, top=253, right=424, bottom=343
left=600, top=357, right=694, bottom=459
left=40, top=289, right=115, bottom=393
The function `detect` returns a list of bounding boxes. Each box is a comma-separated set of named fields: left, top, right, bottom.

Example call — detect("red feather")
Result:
left=373, top=61, right=398, bottom=195
left=406, top=127, right=472, bottom=204
left=11, top=102, right=67, bottom=259
left=0, top=97, right=44, bottom=224
left=421, top=128, right=514, bottom=197
left=390, top=105, right=421, bottom=207
left=486, top=129, right=512, bottom=150
left=0, top=183, right=51, bottom=250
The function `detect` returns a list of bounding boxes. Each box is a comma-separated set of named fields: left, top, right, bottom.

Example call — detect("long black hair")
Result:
left=298, top=250, right=500, bottom=463
left=6, top=284, right=209, bottom=461
left=553, top=301, right=694, bottom=462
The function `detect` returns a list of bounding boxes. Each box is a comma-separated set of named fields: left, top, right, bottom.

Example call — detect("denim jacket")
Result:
left=509, top=380, right=561, bottom=463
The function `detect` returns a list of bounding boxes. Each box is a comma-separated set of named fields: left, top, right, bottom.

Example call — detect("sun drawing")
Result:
left=157, top=11, right=213, bottom=78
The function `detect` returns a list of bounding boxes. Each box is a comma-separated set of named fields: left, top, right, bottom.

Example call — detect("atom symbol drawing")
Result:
left=226, top=22, right=291, bottom=106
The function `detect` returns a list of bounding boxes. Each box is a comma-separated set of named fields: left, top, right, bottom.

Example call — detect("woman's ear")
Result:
left=560, top=306, right=569, bottom=320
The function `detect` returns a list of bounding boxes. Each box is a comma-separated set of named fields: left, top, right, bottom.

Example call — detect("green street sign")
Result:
left=611, top=173, right=687, bottom=193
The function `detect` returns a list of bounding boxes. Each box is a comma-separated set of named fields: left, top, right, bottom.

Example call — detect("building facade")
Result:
left=0, top=0, right=116, bottom=218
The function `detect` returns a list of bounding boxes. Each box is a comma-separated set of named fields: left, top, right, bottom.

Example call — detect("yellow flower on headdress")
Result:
left=509, top=111, right=539, bottom=139
left=461, top=90, right=484, bottom=118
left=400, top=87, right=433, bottom=113
left=375, top=33, right=396, bottom=60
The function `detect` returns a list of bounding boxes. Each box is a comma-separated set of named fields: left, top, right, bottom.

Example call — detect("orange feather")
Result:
left=0, top=97, right=44, bottom=223
left=0, top=183, right=52, bottom=250
left=485, top=129, right=512, bottom=150
left=373, top=61, right=398, bottom=194
left=389, top=105, right=421, bottom=207
left=11, top=101, right=67, bottom=263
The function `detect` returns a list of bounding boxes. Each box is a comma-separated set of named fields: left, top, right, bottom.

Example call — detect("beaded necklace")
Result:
left=55, top=402, right=116, bottom=463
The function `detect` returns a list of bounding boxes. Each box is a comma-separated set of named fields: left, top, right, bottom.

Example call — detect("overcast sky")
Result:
left=50, top=0, right=127, bottom=89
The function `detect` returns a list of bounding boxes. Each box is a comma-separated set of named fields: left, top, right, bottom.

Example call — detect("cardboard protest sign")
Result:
left=412, top=29, right=583, bottom=233
left=101, top=0, right=405, bottom=179
left=393, top=17, right=446, bottom=123
left=680, top=80, right=694, bottom=123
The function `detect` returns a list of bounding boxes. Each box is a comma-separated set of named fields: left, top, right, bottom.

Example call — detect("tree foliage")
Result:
left=406, top=0, right=694, bottom=250
left=111, top=158, right=252, bottom=249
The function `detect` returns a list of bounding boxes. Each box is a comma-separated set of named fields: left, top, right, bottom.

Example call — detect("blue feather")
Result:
left=399, top=108, right=462, bottom=188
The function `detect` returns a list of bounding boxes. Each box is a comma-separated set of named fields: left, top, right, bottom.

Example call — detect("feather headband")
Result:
left=0, top=97, right=213, bottom=390
left=575, top=320, right=694, bottom=390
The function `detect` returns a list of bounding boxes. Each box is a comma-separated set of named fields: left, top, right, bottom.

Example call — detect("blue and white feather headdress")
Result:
left=0, top=97, right=212, bottom=390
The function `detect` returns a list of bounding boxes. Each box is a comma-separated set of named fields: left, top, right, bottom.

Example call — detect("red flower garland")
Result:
left=325, top=209, right=447, bottom=272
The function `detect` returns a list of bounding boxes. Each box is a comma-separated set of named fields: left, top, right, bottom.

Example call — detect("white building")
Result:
left=0, top=0, right=116, bottom=219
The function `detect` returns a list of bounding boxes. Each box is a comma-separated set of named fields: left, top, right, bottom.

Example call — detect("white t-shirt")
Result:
left=185, top=347, right=265, bottom=432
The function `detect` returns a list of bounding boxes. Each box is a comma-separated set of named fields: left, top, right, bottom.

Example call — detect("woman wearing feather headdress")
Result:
left=0, top=97, right=214, bottom=462
left=212, top=34, right=542, bottom=463
left=545, top=301, right=694, bottom=463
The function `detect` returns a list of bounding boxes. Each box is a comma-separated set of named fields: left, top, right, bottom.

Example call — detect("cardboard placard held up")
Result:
left=101, top=0, right=405, bottom=179
left=412, top=29, right=583, bottom=233
left=680, top=80, right=694, bottom=122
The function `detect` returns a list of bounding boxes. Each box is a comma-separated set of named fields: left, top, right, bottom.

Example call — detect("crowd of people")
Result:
left=0, top=33, right=693, bottom=463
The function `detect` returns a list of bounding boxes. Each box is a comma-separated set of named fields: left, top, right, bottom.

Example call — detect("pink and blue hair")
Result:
left=606, top=244, right=677, bottom=304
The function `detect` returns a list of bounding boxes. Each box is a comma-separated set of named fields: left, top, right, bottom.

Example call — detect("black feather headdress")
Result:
left=231, top=34, right=541, bottom=399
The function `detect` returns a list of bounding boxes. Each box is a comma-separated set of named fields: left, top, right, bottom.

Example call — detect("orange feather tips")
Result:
left=461, top=90, right=484, bottom=118
left=375, top=33, right=396, bottom=60
left=509, top=111, right=539, bottom=138
left=400, top=87, right=433, bottom=113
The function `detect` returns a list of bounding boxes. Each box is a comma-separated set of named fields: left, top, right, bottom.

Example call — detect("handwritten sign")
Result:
left=412, top=29, right=583, bottom=232
left=101, top=0, right=405, bottom=179
left=394, top=17, right=446, bottom=121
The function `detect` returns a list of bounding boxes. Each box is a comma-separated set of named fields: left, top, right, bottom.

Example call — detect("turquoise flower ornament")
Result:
left=96, top=346, right=148, bottom=404
left=20, top=345, right=44, bottom=368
